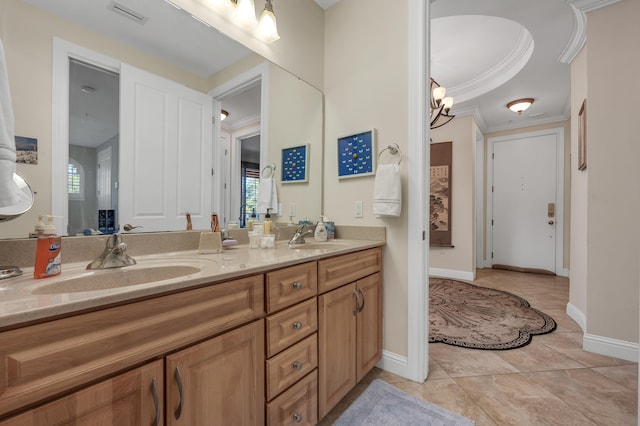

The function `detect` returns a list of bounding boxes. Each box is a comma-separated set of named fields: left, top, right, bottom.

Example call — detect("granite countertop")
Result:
left=0, top=239, right=383, bottom=330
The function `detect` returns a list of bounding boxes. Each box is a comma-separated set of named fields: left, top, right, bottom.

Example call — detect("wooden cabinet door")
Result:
left=318, top=283, right=357, bottom=419
left=165, top=320, right=265, bottom=426
left=0, top=360, right=163, bottom=426
left=356, top=272, right=383, bottom=382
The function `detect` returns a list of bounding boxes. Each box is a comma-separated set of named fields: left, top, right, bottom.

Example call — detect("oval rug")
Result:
left=429, top=278, right=556, bottom=350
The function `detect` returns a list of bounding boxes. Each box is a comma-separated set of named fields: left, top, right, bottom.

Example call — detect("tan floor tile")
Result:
left=427, top=357, right=451, bottom=380
left=542, top=309, right=583, bottom=332
left=429, top=343, right=520, bottom=377
left=592, top=364, right=639, bottom=391
left=495, top=339, right=584, bottom=372
left=395, top=378, right=497, bottom=426
left=456, top=374, right=597, bottom=425
left=527, top=369, right=638, bottom=425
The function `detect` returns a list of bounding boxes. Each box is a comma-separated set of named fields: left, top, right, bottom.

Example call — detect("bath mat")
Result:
left=429, top=278, right=556, bottom=350
left=334, top=379, right=474, bottom=426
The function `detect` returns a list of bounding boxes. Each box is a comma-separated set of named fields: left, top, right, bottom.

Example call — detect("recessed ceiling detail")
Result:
left=431, top=15, right=534, bottom=104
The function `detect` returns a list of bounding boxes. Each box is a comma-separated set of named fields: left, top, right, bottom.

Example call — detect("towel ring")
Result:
left=261, top=163, right=276, bottom=178
left=378, top=143, right=402, bottom=165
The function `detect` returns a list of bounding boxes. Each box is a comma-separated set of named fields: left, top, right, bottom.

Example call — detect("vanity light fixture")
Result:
left=206, top=0, right=232, bottom=14
left=221, top=110, right=229, bottom=120
left=430, top=78, right=455, bottom=129
left=256, top=0, right=280, bottom=43
left=232, top=0, right=258, bottom=29
left=507, top=98, right=534, bottom=114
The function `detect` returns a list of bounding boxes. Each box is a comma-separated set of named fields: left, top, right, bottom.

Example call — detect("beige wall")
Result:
left=324, top=0, right=409, bottom=356
left=429, top=116, right=476, bottom=275
left=569, top=47, right=588, bottom=323
left=0, top=0, right=207, bottom=239
left=585, top=0, right=640, bottom=343
left=172, top=0, right=324, bottom=90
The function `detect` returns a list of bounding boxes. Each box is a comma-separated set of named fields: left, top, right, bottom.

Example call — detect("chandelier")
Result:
left=430, top=78, right=455, bottom=129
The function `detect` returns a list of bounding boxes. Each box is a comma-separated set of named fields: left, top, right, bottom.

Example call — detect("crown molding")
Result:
left=557, top=4, right=587, bottom=64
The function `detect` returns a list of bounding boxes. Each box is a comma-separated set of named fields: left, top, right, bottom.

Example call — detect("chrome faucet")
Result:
left=288, top=224, right=314, bottom=246
left=86, top=234, right=137, bottom=270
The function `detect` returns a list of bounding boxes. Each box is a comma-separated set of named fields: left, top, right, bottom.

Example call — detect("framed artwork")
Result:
left=578, top=99, right=587, bottom=171
left=281, top=144, right=309, bottom=183
left=430, top=141, right=453, bottom=247
left=15, top=136, right=38, bottom=164
left=337, top=129, right=376, bottom=178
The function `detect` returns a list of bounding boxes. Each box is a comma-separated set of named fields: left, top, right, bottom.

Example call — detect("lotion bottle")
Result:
left=34, top=215, right=62, bottom=279
left=263, top=208, right=273, bottom=235
left=314, top=216, right=327, bottom=242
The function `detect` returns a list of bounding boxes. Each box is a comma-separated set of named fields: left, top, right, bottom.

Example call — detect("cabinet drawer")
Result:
left=266, top=262, right=317, bottom=313
left=266, top=334, right=318, bottom=401
left=318, top=248, right=381, bottom=293
left=267, top=370, right=318, bottom=426
left=266, top=298, right=317, bottom=358
left=0, top=275, right=264, bottom=418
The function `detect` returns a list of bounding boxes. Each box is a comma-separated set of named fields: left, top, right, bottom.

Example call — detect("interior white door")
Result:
left=491, top=133, right=557, bottom=273
left=119, top=64, right=212, bottom=232
left=96, top=146, right=112, bottom=211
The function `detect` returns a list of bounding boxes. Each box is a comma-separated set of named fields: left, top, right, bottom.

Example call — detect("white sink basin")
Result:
left=32, top=264, right=202, bottom=294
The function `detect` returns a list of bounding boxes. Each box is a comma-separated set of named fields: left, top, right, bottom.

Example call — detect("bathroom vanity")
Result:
left=0, top=238, right=383, bottom=425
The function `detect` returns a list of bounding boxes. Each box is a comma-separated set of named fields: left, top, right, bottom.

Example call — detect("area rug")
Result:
left=429, top=278, right=556, bottom=350
left=334, top=379, right=474, bottom=426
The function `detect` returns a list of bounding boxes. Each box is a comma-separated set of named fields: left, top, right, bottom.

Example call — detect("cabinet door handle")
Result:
left=293, top=321, right=303, bottom=330
left=358, top=288, right=366, bottom=313
left=174, top=366, right=184, bottom=420
left=353, top=290, right=361, bottom=316
left=292, top=281, right=303, bottom=290
left=293, top=412, right=303, bottom=423
left=292, top=361, right=303, bottom=370
left=150, top=378, right=160, bottom=426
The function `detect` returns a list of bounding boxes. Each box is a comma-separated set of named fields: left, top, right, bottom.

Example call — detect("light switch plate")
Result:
left=354, top=200, right=363, bottom=218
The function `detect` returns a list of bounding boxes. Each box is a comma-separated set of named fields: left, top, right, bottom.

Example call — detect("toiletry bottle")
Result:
left=314, top=216, right=327, bottom=242
left=34, top=215, right=62, bottom=279
left=247, top=208, right=256, bottom=230
left=263, top=208, right=273, bottom=235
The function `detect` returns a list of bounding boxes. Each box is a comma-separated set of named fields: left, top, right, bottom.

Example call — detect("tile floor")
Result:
left=320, top=269, right=638, bottom=425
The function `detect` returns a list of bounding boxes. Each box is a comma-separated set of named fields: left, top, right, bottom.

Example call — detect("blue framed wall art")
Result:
left=337, top=129, right=376, bottom=179
left=281, top=144, right=309, bottom=183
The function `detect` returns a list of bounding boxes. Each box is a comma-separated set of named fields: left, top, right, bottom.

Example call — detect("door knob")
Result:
left=548, top=220, right=555, bottom=225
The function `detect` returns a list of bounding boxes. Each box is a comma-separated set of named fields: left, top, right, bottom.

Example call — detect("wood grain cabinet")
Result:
left=317, top=248, right=382, bottom=419
left=265, top=262, right=319, bottom=426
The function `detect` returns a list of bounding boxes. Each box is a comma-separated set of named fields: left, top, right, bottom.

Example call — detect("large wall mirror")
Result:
left=1, top=0, right=323, bottom=239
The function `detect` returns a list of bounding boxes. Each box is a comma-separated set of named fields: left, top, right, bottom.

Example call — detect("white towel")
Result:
left=373, top=163, right=401, bottom=217
left=0, top=38, right=19, bottom=208
left=257, top=176, right=279, bottom=214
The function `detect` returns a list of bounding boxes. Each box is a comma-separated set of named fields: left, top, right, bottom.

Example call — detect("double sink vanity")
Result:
left=0, top=230, right=384, bottom=425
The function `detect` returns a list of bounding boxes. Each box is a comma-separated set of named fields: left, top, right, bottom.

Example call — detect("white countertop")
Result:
left=0, top=239, right=383, bottom=329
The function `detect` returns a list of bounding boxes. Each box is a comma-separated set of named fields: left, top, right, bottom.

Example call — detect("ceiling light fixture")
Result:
left=430, top=78, right=455, bottom=129
left=206, top=0, right=232, bottom=14
left=256, top=0, right=280, bottom=43
left=221, top=110, right=229, bottom=120
left=81, top=85, right=96, bottom=94
left=507, top=98, right=534, bottom=115
left=232, top=0, right=258, bottom=29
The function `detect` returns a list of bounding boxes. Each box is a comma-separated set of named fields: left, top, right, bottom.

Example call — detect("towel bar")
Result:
left=261, top=163, right=276, bottom=178
left=378, top=143, right=402, bottom=165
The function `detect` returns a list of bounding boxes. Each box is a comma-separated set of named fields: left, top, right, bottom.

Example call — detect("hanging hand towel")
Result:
left=257, top=176, right=279, bottom=214
left=0, top=38, right=19, bottom=208
left=373, top=163, right=401, bottom=217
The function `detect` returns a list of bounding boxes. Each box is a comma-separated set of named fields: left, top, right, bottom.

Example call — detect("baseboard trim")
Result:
left=583, top=333, right=638, bottom=362
left=566, top=302, right=586, bottom=332
left=428, top=268, right=474, bottom=281
left=376, top=350, right=411, bottom=380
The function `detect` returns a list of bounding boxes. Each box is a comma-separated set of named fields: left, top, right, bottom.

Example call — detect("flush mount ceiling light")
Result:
left=430, top=78, right=455, bottom=129
left=256, top=0, right=280, bottom=43
left=221, top=110, right=229, bottom=120
left=507, top=98, right=534, bottom=114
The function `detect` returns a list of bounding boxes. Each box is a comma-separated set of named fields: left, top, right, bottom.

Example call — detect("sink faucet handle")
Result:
left=123, top=224, right=143, bottom=232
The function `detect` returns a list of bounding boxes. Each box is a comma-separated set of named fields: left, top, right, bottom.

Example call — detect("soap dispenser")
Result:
left=263, top=208, right=273, bottom=235
left=314, top=216, right=327, bottom=242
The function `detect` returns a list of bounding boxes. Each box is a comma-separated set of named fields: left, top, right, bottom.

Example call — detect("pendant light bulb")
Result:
left=256, top=0, right=280, bottom=43
left=233, top=0, right=257, bottom=29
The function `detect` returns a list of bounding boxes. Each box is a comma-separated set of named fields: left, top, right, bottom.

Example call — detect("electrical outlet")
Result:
left=289, top=202, right=296, bottom=217
left=354, top=200, right=364, bottom=218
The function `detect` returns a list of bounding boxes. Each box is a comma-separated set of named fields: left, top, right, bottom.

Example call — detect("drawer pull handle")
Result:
left=292, top=281, right=303, bottom=290
left=353, top=290, right=361, bottom=316
left=150, top=378, right=160, bottom=426
left=358, top=288, right=366, bottom=313
left=293, top=321, right=303, bottom=330
left=293, top=412, right=303, bottom=423
left=292, top=361, right=303, bottom=370
left=174, top=367, right=184, bottom=420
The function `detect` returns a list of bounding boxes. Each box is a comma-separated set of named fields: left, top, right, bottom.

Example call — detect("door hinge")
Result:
left=492, top=153, right=495, bottom=159
left=422, top=230, right=426, bottom=240
left=492, top=186, right=494, bottom=193
left=491, top=252, right=494, bottom=259
left=491, top=219, right=494, bottom=226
